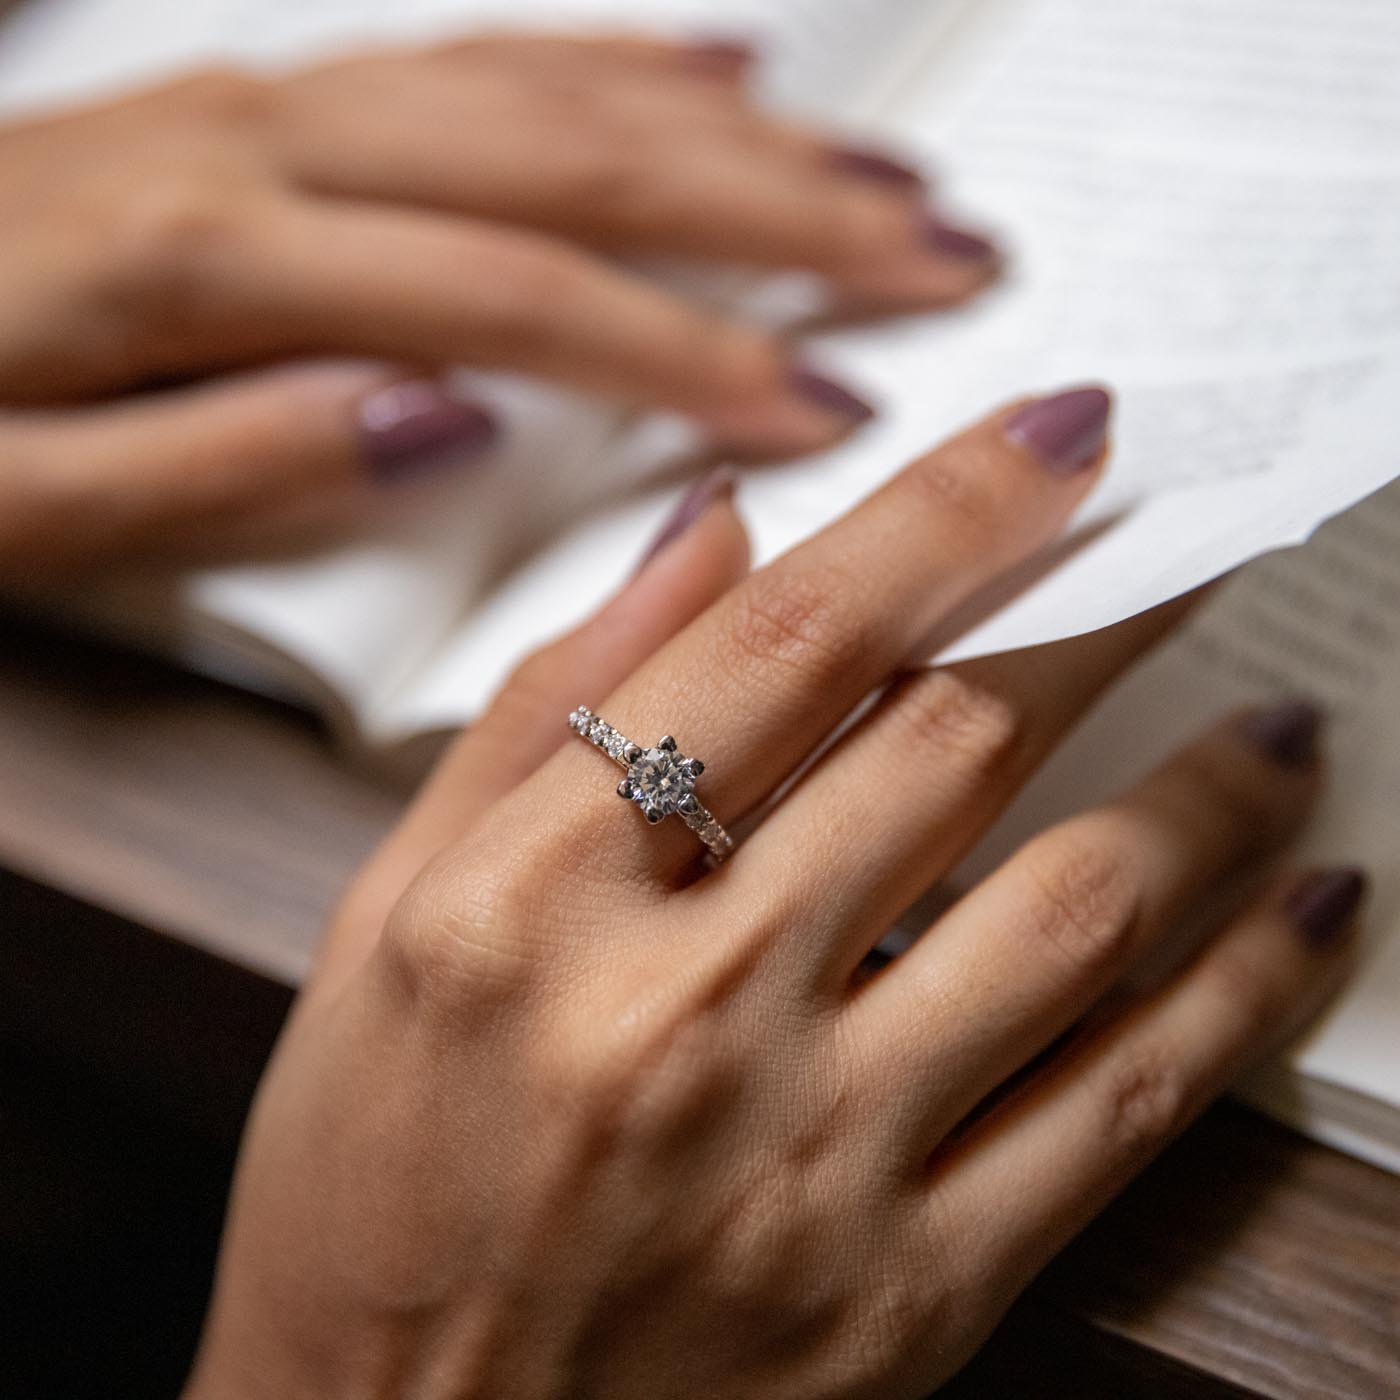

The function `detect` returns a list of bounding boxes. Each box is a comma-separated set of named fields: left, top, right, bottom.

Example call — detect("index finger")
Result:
left=238, top=201, right=875, bottom=460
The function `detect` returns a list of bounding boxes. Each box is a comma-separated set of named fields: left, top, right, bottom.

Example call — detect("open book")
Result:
left=2, top=0, right=1397, bottom=1170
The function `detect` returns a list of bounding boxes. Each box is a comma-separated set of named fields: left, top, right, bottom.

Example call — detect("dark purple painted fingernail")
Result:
left=789, top=366, right=876, bottom=424
left=830, top=144, right=924, bottom=188
left=1005, top=386, right=1112, bottom=473
left=680, top=38, right=756, bottom=74
left=1283, top=867, right=1367, bottom=947
left=635, top=467, right=736, bottom=574
left=359, top=381, right=497, bottom=480
left=922, top=213, right=1000, bottom=263
left=1239, top=700, right=1324, bottom=769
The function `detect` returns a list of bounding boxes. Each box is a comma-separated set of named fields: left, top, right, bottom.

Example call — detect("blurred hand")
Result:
left=184, top=388, right=1360, bottom=1400
left=0, top=34, right=999, bottom=579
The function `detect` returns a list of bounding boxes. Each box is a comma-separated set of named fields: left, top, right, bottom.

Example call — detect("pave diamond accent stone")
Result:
left=626, top=745, right=696, bottom=820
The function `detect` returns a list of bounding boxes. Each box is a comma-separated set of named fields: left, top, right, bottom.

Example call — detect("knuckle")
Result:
left=900, top=443, right=1011, bottom=543
left=697, top=326, right=789, bottom=409
left=100, top=181, right=245, bottom=313
left=1017, top=825, right=1141, bottom=980
left=560, top=144, right=656, bottom=215
left=69, top=95, right=268, bottom=351
left=1203, top=943, right=1281, bottom=1042
left=720, top=563, right=866, bottom=685
left=173, top=66, right=272, bottom=127
left=888, top=670, right=1024, bottom=779
left=379, top=855, right=544, bottom=1012
left=1175, top=745, right=1288, bottom=845
left=501, top=241, right=589, bottom=306
left=824, top=194, right=916, bottom=264
left=518, top=71, right=599, bottom=124
left=476, top=241, right=595, bottom=348
left=136, top=186, right=238, bottom=263
left=1099, top=1046, right=1189, bottom=1162
left=489, top=648, right=568, bottom=743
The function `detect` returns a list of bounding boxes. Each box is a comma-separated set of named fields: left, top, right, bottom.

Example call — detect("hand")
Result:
left=0, top=35, right=998, bottom=579
left=184, top=388, right=1360, bottom=1400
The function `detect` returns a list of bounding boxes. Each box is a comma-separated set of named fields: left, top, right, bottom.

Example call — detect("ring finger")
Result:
left=551, top=386, right=1114, bottom=885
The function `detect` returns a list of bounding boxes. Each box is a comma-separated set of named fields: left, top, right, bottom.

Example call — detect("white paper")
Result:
left=744, top=0, right=1400, bottom=662
left=390, top=0, right=1400, bottom=737
left=0, top=0, right=942, bottom=118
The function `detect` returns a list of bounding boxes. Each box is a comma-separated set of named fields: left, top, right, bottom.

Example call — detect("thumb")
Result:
left=0, top=360, right=496, bottom=581
left=315, top=469, right=749, bottom=996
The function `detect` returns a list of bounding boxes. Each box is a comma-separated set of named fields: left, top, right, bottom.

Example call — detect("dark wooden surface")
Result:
left=1, top=615, right=1397, bottom=1398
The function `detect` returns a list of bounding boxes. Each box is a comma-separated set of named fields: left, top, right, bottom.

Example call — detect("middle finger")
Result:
left=275, top=54, right=995, bottom=307
left=725, top=600, right=1202, bottom=987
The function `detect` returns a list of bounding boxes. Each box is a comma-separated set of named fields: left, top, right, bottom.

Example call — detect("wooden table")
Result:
left=1, top=613, right=1396, bottom=1398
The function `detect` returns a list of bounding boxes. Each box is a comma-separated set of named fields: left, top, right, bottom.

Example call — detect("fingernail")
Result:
left=830, top=144, right=924, bottom=188
left=681, top=38, right=756, bottom=74
left=922, top=213, right=1000, bottom=263
left=1005, top=386, right=1112, bottom=473
left=1284, top=867, right=1368, bottom=947
left=1239, top=700, right=1324, bottom=769
left=635, top=467, right=736, bottom=574
left=359, top=380, right=498, bottom=480
left=789, top=366, right=876, bottom=425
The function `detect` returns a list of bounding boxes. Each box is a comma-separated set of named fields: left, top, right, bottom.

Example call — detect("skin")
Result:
left=0, top=34, right=996, bottom=580
left=183, top=395, right=1358, bottom=1399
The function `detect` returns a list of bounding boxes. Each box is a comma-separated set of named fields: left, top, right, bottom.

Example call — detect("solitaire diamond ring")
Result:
left=568, top=706, right=734, bottom=863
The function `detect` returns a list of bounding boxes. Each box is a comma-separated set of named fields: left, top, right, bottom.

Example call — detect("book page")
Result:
left=739, top=0, right=1400, bottom=651
left=203, top=0, right=946, bottom=118
left=395, top=0, right=1400, bottom=738
left=0, top=0, right=945, bottom=118
left=947, top=479, right=1400, bottom=1169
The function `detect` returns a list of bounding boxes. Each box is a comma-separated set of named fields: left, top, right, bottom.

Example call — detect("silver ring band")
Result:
left=568, top=706, right=734, bottom=863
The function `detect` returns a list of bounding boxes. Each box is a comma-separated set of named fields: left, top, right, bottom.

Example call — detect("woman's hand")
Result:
left=184, top=387, right=1360, bottom=1400
left=0, top=34, right=998, bottom=578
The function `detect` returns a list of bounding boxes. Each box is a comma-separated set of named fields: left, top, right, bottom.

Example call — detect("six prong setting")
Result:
left=618, top=738, right=708, bottom=825
left=571, top=706, right=732, bottom=861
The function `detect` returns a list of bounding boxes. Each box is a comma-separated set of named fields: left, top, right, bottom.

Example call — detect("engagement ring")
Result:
left=568, top=706, right=734, bottom=862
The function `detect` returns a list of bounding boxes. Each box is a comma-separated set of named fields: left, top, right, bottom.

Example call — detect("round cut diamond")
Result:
left=626, top=746, right=695, bottom=817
